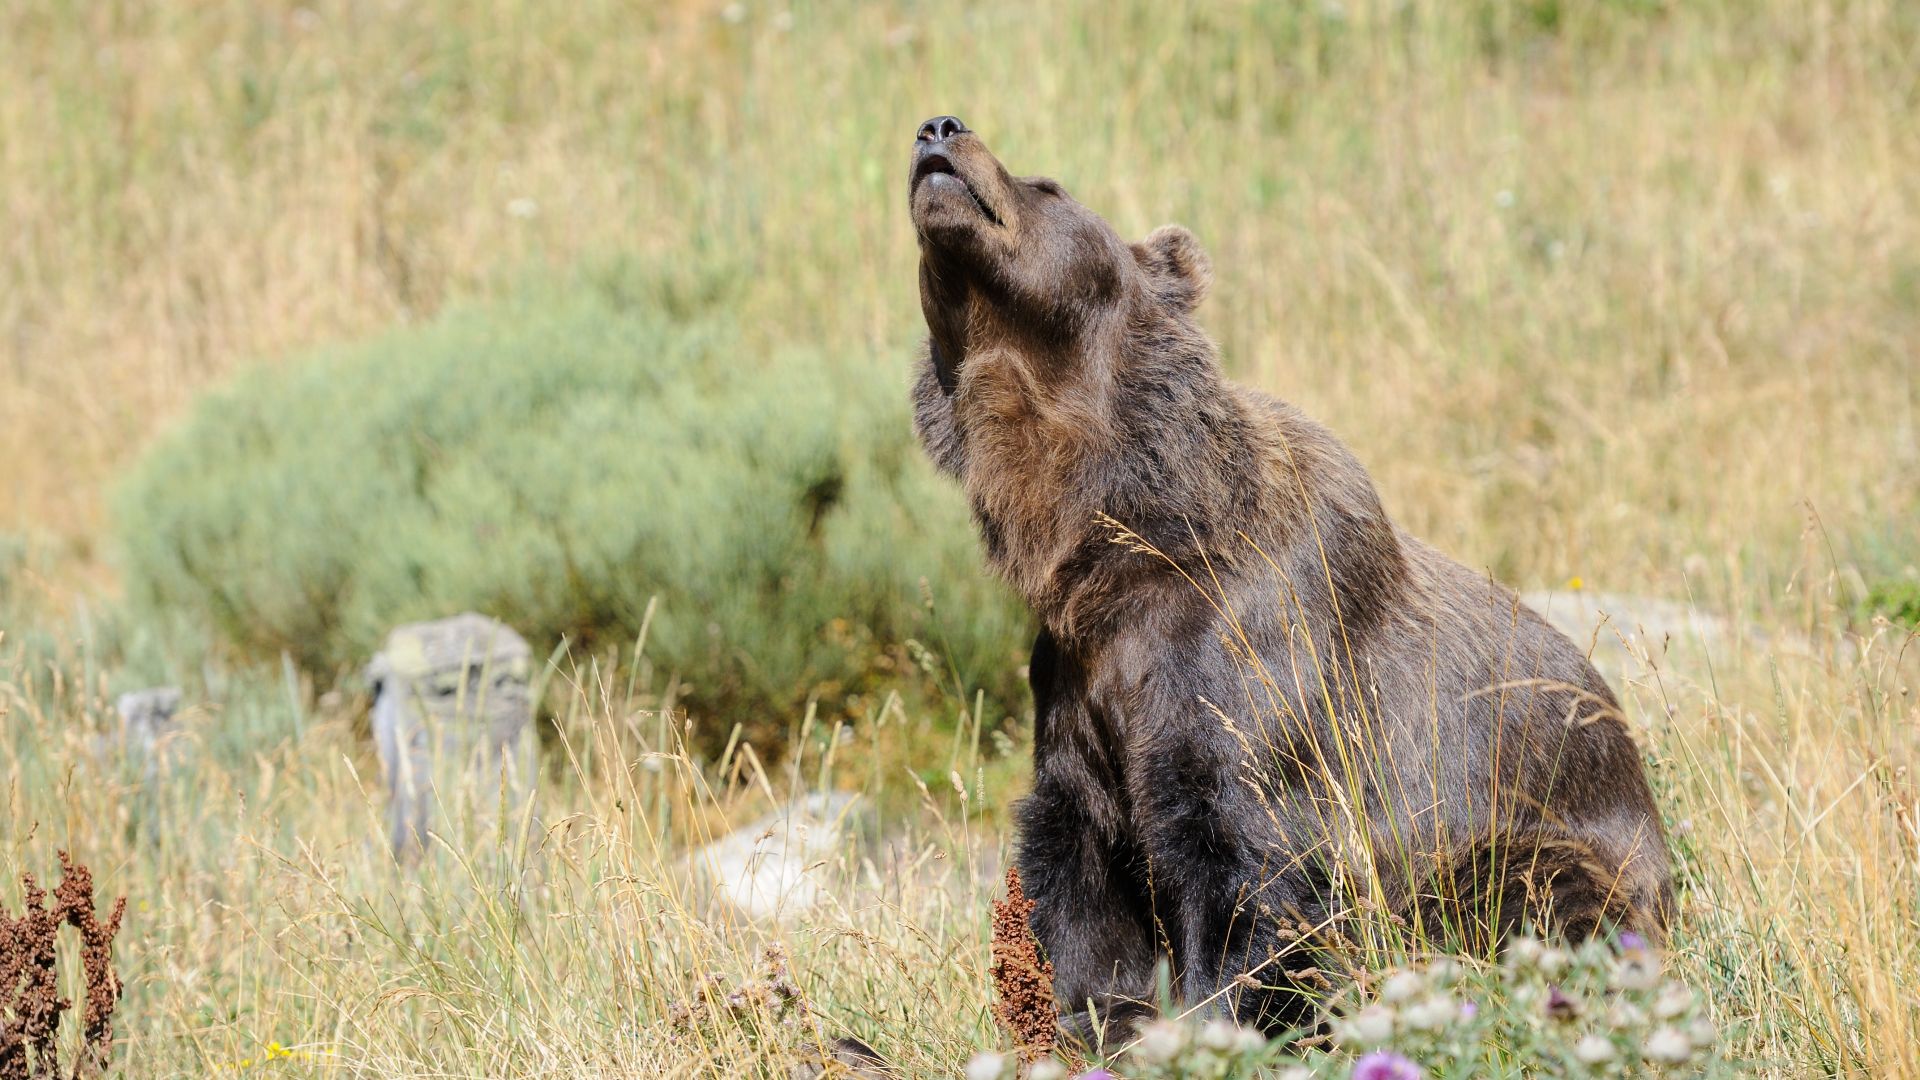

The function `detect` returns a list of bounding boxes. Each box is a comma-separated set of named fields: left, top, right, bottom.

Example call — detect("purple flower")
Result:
left=1618, top=931, right=1648, bottom=952
left=1545, top=985, right=1580, bottom=1020
left=1458, top=1001, right=1478, bottom=1022
left=1352, top=1050, right=1423, bottom=1080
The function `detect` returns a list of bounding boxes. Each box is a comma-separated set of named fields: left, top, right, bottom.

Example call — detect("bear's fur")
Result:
left=907, top=120, right=1672, bottom=1041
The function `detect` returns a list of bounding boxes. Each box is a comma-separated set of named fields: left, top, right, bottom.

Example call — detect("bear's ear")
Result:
left=1134, top=224, right=1212, bottom=311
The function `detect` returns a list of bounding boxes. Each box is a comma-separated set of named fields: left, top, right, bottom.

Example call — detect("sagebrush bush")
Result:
left=114, top=288, right=1027, bottom=736
left=1867, top=576, right=1920, bottom=630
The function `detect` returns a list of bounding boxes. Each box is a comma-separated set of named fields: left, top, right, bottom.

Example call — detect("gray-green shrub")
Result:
left=114, top=290, right=1027, bottom=734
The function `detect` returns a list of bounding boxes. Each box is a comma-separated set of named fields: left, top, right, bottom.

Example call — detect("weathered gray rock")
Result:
left=691, top=792, right=855, bottom=920
left=113, top=686, right=183, bottom=777
left=1519, top=589, right=1825, bottom=681
left=367, top=614, right=536, bottom=860
left=1522, top=590, right=1727, bottom=671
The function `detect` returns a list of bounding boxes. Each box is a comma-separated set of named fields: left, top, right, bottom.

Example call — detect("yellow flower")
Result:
left=1567, top=576, right=1585, bottom=591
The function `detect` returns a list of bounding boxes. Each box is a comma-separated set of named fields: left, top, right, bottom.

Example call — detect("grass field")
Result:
left=4, top=0, right=1919, bottom=1076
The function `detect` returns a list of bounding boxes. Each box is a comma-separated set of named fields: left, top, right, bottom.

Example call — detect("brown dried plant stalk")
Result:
left=0, top=853, right=126, bottom=1080
left=989, top=867, right=1056, bottom=1060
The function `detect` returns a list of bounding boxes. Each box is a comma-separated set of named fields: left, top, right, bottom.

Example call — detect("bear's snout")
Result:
left=909, top=121, right=1004, bottom=233
left=916, top=115, right=968, bottom=143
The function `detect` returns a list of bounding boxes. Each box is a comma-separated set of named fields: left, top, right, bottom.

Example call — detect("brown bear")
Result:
left=906, top=116, right=1672, bottom=1042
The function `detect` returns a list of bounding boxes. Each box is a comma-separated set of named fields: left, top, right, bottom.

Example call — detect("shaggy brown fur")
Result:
left=907, top=117, right=1672, bottom=1041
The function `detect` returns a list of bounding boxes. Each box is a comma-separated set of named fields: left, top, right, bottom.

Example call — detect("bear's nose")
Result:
left=917, top=115, right=968, bottom=143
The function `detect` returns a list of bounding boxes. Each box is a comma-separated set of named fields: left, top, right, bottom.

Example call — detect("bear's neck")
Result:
left=930, top=321, right=1406, bottom=646
left=948, top=326, right=1270, bottom=636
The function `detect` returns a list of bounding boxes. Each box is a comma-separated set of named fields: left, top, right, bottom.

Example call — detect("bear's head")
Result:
left=908, top=116, right=1211, bottom=390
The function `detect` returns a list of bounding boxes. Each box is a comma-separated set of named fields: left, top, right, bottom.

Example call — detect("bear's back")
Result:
left=1221, top=387, right=1667, bottom=914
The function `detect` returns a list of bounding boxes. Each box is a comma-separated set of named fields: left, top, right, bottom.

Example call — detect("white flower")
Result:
left=1644, top=1026, right=1694, bottom=1064
left=1574, top=1035, right=1617, bottom=1065
left=1339, top=1004, right=1395, bottom=1046
left=1279, top=1068, right=1314, bottom=1080
left=1134, top=1019, right=1188, bottom=1064
left=962, top=1051, right=1007, bottom=1080
left=1232, top=1025, right=1268, bottom=1054
left=1380, top=970, right=1423, bottom=1003
left=1539, top=947, right=1571, bottom=977
left=1687, top=1017, right=1717, bottom=1047
left=1401, top=996, right=1454, bottom=1031
left=1653, top=982, right=1695, bottom=1019
left=1612, top=954, right=1663, bottom=992
left=719, top=3, right=747, bottom=24
left=1506, top=936, right=1545, bottom=969
left=505, top=198, right=539, bottom=220
left=1027, top=1059, right=1067, bottom=1080
left=1607, top=1001, right=1648, bottom=1031
left=1575, top=939, right=1614, bottom=969
left=1198, top=1018, right=1242, bottom=1051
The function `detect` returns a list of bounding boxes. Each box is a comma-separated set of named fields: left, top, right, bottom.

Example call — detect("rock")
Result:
left=113, top=686, right=183, bottom=777
left=1519, top=589, right=1828, bottom=681
left=367, top=614, right=536, bottom=860
left=1522, top=591, right=1731, bottom=671
left=691, top=792, right=855, bottom=920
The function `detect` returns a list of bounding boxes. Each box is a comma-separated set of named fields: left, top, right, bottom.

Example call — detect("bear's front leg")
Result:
left=1018, top=631, right=1158, bottom=1049
left=1017, top=775, right=1157, bottom=1048
left=1125, top=665, right=1326, bottom=1035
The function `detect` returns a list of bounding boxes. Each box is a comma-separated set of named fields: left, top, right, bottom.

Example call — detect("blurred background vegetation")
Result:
left=112, top=276, right=1026, bottom=740
left=4, top=1, right=1916, bottom=654
left=2, top=1, right=1919, bottom=1074
left=5, top=2, right=1918, bottom=671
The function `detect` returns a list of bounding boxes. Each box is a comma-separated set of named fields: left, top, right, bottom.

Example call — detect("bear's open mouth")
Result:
left=913, top=152, right=1002, bottom=227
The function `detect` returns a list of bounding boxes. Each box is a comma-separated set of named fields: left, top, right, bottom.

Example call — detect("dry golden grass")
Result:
left=3, top=594, right=1916, bottom=1076
left=4, top=1, right=1914, bottom=594
left=3, top=0, right=1919, bottom=1076
left=2, top=637, right=1015, bottom=1076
